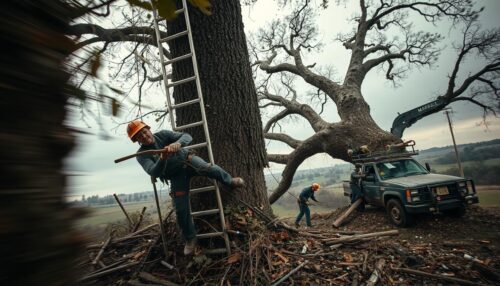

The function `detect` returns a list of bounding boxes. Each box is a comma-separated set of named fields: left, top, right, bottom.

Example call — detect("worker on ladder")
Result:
left=126, top=120, right=245, bottom=255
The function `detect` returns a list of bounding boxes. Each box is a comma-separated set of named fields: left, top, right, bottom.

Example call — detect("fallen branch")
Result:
left=392, top=267, right=485, bottom=286
left=271, top=261, right=308, bottom=286
left=132, top=206, right=147, bottom=233
left=139, top=272, right=181, bottom=286
left=87, top=223, right=159, bottom=249
left=332, top=199, right=362, bottom=228
left=471, top=261, right=500, bottom=282
left=114, top=193, right=133, bottom=227
left=92, top=235, right=112, bottom=266
left=323, top=230, right=399, bottom=246
left=79, top=261, right=140, bottom=282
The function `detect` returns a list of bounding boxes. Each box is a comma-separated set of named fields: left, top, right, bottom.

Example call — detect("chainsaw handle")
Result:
left=114, top=149, right=166, bottom=163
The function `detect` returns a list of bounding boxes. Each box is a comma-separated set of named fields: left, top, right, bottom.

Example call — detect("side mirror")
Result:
left=425, top=162, right=431, bottom=172
left=365, top=174, right=375, bottom=182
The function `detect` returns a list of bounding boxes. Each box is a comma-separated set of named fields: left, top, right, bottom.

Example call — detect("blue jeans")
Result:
left=350, top=183, right=362, bottom=203
left=295, top=203, right=311, bottom=227
left=170, top=155, right=233, bottom=241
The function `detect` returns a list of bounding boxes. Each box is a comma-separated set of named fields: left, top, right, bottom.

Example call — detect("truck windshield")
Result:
left=376, top=159, right=428, bottom=180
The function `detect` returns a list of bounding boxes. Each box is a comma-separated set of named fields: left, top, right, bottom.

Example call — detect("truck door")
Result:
left=362, top=164, right=383, bottom=206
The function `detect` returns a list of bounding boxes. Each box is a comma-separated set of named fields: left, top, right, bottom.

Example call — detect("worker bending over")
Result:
left=295, top=183, right=320, bottom=228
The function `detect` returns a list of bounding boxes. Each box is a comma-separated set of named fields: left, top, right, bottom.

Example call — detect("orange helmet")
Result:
left=127, top=120, right=150, bottom=142
left=312, top=183, right=320, bottom=191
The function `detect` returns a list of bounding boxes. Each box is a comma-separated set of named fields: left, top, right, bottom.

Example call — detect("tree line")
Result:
left=434, top=140, right=500, bottom=164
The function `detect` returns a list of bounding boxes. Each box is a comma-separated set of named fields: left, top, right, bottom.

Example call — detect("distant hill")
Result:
left=415, top=138, right=500, bottom=161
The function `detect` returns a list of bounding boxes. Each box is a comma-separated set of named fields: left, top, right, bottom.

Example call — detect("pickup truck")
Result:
left=343, top=156, right=479, bottom=227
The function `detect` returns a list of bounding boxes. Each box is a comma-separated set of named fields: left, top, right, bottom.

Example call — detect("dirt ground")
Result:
left=282, top=204, right=500, bottom=285
left=310, top=205, right=500, bottom=247
left=80, top=204, right=500, bottom=285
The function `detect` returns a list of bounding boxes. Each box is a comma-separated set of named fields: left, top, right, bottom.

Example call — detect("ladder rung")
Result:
left=191, top=208, right=219, bottom=217
left=204, top=248, right=228, bottom=255
left=166, top=76, right=196, bottom=88
left=174, top=120, right=203, bottom=131
left=164, top=53, right=192, bottom=66
left=160, top=30, right=188, bottom=43
left=196, top=232, right=224, bottom=239
left=190, top=185, right=216, bottom=195
left=172, top=98, right=200, bottom=109
left=185, top=142, right=208, bottom=150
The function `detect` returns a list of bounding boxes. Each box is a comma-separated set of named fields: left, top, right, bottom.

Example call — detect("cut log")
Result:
left=333, top=199, right=362, bottom=228
left=323, top=230, right=399, bottom=246
left=91, top=235, right=112, bottom=265
left=366, top=259, right=385, bottom=286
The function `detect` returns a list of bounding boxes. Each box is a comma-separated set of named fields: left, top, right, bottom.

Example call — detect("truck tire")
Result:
left=386, top=199, right=414, bottom=227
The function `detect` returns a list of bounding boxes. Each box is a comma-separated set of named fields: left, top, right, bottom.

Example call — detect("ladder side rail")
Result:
left=151, top=5, right=176, bottom=130
left=181, top=0, right=215, bottom=166
left=181, top=0, right=231, bottom=254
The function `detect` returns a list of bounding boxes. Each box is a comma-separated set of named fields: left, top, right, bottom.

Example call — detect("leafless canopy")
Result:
left=250, top=0, right=498, bottom=203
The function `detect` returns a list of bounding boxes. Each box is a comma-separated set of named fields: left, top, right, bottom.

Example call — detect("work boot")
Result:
left=294, top=222, right=300, bottom=228
left=183, top=238, right=197, bottom=256
left=230, top=177, right=245, bottom=189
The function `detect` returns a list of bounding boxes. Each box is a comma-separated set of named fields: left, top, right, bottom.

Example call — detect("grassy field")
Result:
left=272, top=204, right=333, bottom=218
left=477, top=185, right=500, bottom=207
left=77, top=200, right=168, bottom=228
left=76, top=185, right=500, bottom=229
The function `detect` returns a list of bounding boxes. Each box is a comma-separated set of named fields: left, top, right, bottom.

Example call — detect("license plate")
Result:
left=436, top=186, right=449, bottom=195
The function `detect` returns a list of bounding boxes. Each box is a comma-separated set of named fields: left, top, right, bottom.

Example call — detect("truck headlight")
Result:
left=458, top=181, right=468, bottom=194
left=406, top=189, right=420, bottom=203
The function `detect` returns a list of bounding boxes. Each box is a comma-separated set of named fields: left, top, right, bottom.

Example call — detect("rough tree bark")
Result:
left=166, top=1, right=270, bottom=213
left=0, top=1, right=84, bottom=285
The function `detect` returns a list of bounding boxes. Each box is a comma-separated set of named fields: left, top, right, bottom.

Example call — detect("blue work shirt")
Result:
left=136, top=130, right=192, bottom=181
left=298, top=186, right=318, bottom=204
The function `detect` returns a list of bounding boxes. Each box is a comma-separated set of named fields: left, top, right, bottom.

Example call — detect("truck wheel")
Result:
left=386, top=199, right=414, bottom=227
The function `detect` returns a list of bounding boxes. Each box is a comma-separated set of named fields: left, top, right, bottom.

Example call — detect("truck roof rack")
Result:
left=352, top=143, right=419, bottom=163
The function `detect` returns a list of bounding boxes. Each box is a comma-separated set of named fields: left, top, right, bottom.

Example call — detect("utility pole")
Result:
left=444, top=109, right=465, bottom=177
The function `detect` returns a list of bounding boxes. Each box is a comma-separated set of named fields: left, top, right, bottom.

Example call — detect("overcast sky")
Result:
left=65, top=0, right=500, bottom=200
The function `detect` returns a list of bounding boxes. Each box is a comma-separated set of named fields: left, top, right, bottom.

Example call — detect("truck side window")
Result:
left=364, top=165, right=375, bottom=176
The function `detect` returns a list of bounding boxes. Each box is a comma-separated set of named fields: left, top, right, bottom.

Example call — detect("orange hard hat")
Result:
left=127, top=120, right=150, bottom=142
left=312, top=183, right=320, bottom=191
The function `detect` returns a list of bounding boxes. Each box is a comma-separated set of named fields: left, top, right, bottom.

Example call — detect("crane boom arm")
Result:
left=390, top=98, right=447, bottom=138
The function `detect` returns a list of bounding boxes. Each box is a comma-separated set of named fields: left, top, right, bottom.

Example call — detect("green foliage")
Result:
left=127, top=0, right=212, bottom=20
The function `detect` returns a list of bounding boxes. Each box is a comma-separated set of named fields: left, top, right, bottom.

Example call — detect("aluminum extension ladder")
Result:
left=150, top=0, right=231, bottom=255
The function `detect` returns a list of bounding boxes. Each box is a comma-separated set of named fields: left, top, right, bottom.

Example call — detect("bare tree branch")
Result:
left=264, top=133, right=301, bottom=149
left=267, top=154, right=290, bottom=165
left=69, top=23, right=170, bottom=57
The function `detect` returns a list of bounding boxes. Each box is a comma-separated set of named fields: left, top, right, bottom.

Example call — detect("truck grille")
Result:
left=433, top=184, right=460, bottom=200
left=417, top=184, right=460, bottom=202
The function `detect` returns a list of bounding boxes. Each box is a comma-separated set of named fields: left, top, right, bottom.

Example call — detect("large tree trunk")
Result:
left=0, top=1, right=82, bottom=285
left=166, top=2, right=270, bottom=213
left=268, top=87, right=398, bottom=204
